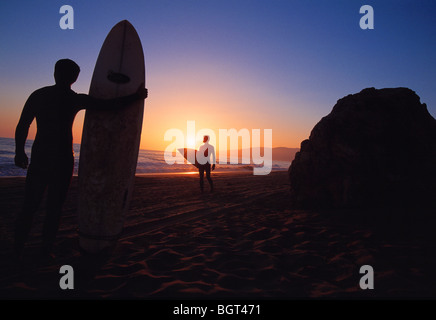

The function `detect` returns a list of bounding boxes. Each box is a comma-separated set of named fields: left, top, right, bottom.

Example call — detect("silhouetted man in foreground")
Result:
left=14, top=59, right=148, bottom=259
left=197, top=135, right=215, bottom=193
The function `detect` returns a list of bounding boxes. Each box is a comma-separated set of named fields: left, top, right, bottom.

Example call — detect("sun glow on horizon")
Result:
left=186, top=136, right=196, bottom=149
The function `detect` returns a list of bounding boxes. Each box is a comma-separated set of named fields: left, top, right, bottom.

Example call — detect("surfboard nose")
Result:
left=118, top=19, right=133, bottom=28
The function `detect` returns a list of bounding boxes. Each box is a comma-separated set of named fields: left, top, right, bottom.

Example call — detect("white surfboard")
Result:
left=77, top=20, right=145, bottom=253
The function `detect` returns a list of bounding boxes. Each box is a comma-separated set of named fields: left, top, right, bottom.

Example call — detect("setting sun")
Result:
left=187, top=136, right=196, bottom=149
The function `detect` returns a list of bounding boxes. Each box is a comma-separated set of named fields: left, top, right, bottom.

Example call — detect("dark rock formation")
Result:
left=289, top=87, right=436, bottom=210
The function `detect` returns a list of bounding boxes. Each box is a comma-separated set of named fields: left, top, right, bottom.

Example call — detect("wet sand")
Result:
left=0, top=171, right=435, bottom=299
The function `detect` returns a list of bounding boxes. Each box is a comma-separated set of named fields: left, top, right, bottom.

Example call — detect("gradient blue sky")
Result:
left=1, top=0, right=435, bottom=150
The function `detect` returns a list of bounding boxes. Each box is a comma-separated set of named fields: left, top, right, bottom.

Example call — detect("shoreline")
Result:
left=0, top=168, right=289, bottom=178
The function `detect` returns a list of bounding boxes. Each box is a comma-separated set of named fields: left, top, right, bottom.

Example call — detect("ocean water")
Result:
left=0, top=137, right=290, bottom=177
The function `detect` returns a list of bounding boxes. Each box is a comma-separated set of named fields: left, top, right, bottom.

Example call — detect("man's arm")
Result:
left=15, top=94, right=36, bottom=169
left=211, top=146, right=216, bottom=165
left=77, top=85, right=148, bottom=111
left=211, top=145, right=216, bottom=170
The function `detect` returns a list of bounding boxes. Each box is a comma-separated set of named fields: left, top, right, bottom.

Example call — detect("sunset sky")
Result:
left=1, top=0, right=435, bottom=151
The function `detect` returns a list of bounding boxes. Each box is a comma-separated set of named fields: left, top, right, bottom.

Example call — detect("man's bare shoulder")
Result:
left=31, top=85, right=56, bottom=95
left=28, top=85, right=78, bottom=101
left=27, top=85, right=56, bottom=100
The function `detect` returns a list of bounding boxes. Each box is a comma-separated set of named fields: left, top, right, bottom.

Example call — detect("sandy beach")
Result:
left=0, top=171, right=435, bottom=299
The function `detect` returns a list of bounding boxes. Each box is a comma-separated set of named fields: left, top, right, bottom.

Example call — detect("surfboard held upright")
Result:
left=77, top=20, right=145, bottom=253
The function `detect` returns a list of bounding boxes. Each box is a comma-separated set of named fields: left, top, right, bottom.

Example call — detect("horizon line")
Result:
left=0, top=136, right=300, bottom=151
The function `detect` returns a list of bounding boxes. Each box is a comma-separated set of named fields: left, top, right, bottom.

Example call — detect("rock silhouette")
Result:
left=289, top=87, right=436, bottom=210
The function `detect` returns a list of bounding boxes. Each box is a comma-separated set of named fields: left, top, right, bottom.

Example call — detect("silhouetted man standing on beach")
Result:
left=14, top=59, right=148, bottom=260
left=197, top=135, right=215, bottom=193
